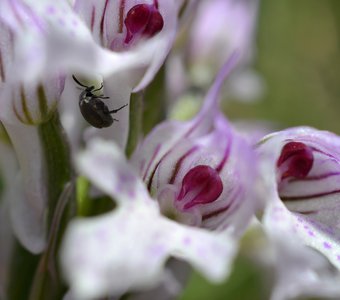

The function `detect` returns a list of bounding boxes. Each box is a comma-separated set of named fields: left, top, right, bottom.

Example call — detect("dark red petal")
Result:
left=143, top=9, right=164, bottom=37
left=177, top=165, right=223, bottom=210
left=124, top=4, right=151, bottom=35
left=277, top=142, right=314, bottom=179
left=124, top=4, right=164, bottom=44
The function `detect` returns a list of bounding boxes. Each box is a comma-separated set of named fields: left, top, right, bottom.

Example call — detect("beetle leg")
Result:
left=108, top=104, right=128, bottom=114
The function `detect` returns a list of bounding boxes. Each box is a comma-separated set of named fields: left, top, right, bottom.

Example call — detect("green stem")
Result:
left=125, top=92, right=144, bottom=158
left=142, top=66, right=166, bottom=135
left=26, top=112, right=74, bottom=300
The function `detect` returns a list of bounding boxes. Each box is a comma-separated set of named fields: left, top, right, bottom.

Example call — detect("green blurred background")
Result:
left=227, top=0, right=340, bottom=132
left=180, top=1, right=340, bottom=299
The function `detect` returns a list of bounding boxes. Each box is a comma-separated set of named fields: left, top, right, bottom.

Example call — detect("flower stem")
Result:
left=28, top=112, right=74, bottom=300
left=125, top=91, right=144, bottom=158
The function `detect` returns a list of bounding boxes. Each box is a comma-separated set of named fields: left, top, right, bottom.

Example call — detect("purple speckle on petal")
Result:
left=197, top=247, right=207, bottom=258
left=128, top=190, right=136, bottom=199
left=46, top=5, right=56, bottom=14
left=58, top=18, right=66, bottom=26
left=96, top=228, right=109, bottom=243
left=183, top=236, right=191, bottom=245
left=323, top=242, right=332, bottom=249
left=308, top=231, right=315, bottom=237
left=149, top=244, right=165, bottom=256
left=337, top=255, right=340, bottom=261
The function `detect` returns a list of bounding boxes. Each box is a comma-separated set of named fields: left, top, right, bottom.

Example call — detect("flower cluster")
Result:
left=0, top=1, right=339, bottom=300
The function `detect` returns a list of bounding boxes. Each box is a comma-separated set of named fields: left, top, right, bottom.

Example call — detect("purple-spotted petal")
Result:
left=61, top=201, right=235, bottom=299
left=257, top=127, right=340, bottom=294
left=77, top=138, right=150, bottom=205
left=263, top=200, right=340, bottom=300
left=63, top=139, right=237, bottom=298
left=259, top=127, right=340, bottom=231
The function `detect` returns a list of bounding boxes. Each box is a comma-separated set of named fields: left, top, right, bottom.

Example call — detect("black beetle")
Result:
left=72, top=75, right=128, bottom=128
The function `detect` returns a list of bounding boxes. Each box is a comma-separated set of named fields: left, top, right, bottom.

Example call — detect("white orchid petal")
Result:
left=258, top=127, right=340, bottom=299
left=1, top=0, right=179, bottom=91
left=264, top=200, right=340, bottom=300
left=259, top=126, right=340, bottom=231
left=132, top=53, right=239, bottom=183
left=77, top=138, right=151, bottom=205
left=64, top=138, right=238, bottom=298
left=133, top=0, right=178, bottom=91
left=62, top=200, right=236, bottom=299
left=75, top=0, right=179, bottom=91
left=5, top=124, right=46, bottom=253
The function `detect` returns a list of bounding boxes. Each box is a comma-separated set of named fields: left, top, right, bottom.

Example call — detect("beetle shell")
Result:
left=79, top=96, right=114, bottom=128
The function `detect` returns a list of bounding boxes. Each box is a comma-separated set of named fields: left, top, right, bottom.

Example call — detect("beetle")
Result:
left=72, top=75, right=128, bottom=128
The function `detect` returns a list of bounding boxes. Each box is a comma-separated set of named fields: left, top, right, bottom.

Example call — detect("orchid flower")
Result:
left=256, top=127, right=340, bottom=300
left=167, top=0, right=264, bottom=103
left=61, top=55, right=259, bottom=299
left=62, top=0, right=182, bottom=148
left=0, top=18, right=67, bottom=253
left=0, top=0, right=182, bottom=253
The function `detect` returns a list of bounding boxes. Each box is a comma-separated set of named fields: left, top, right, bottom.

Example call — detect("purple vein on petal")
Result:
left=311, top=147, right=340, bottom=163
left=90, top=5, right=95, bottom=32
left=215, top=131, right=232, bottom=174
left=288, top=172, right=340, bottom=182
left=118, top=0, right=126, bottom=33
left=99, top=0, right=110, bottom=45
left=19, top=1, right=44, bottom=31
left=168, top=146, right=199, bottom=184
left=142, top=143, right=161, bottom=181
left=281, top=189, right=340, bottom=201
left=8, top=0, right=24, bottom=28
left=202, top=186, right=241, bottom=222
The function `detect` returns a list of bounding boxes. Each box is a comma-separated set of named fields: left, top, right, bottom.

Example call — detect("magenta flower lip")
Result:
left=277, top=141, right=314, bottom=180
left=124, top=3, right=164, bottom=44
left=176, top=165, right=223, bottom=210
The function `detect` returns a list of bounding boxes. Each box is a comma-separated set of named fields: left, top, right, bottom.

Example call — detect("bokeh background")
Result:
left=179, top=1, right=340, bottom=299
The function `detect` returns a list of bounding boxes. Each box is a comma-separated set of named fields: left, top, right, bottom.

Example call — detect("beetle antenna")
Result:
left=108, top=104, right=128, bottom=114
left=72, top=75, right=89, bottom=88
left=93, top=83, right=104, bottom=92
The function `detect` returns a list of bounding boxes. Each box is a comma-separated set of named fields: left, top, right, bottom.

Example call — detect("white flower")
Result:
left=257, top=127, right=340, bottom=300
left=61, top=55, right=259, bottom=299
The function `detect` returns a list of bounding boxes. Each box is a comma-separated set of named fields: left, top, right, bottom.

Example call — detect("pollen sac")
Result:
left=176, top=165, right=223, bottom=211
left=277, top=141, right=314, bottom=180
left=124, top=4, right=164, bottom=44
